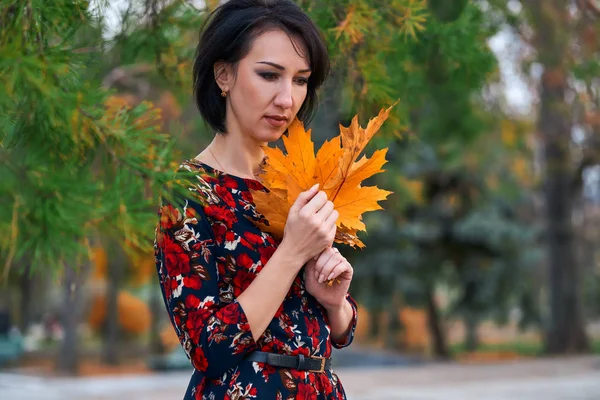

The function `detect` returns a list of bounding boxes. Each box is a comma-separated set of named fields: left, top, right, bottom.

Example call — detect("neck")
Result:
left=209, top=129, right=265, bottom=179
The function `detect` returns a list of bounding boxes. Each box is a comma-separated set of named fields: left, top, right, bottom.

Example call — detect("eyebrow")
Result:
left=256, top=61, right=311, bottom=73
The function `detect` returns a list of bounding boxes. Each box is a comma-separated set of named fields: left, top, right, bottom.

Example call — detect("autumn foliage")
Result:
left=250, top=104, right=396, bottom=249
left=88, top=290, right=151, bottom=336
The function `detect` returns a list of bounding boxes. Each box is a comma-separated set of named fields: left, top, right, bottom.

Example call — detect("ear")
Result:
left=214, top=61, right=233, bottom=92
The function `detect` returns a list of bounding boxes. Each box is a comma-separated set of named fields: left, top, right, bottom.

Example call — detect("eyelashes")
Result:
left=258, top=72, right=309, bottom=86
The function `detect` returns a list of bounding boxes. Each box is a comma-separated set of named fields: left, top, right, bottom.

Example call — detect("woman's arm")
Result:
left=326, top=299, right=354, bottom=344
left=155, top=201, right=260, bottom=378
left=238, top=184, right=337, bottom=342
left=237, top=239, right=303, bottom=342
left=327, top=294, right=358, bottom=348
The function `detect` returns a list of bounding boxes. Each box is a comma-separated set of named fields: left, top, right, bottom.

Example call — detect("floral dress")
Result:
left=154, top=159, right=358, bottom=400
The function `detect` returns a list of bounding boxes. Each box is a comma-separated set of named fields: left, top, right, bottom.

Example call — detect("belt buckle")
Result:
left=309, top=356, right=326, bottom=373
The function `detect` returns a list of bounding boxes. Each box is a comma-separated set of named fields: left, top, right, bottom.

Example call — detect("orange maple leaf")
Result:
left=249, top=103, right=396, bottom=249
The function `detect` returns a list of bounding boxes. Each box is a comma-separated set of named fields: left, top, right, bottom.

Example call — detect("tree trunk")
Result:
left=526, top=0, right=589, bottom=353
left=542, top=92, right=589, bottom=352
left=425, top=285, right=450, bottom=359
left=368, top=307, right=380, bottom=341
left=57, top=263, right=88, bottom=375
left=385, top=296, right=402, bottom=350
left=149, top=282, right=164, bottom=355
left=102, top=239, right=125, bottom=365
left=18, top=263, right=33, bottom=333
left=464, top=312, right=479, bottom=352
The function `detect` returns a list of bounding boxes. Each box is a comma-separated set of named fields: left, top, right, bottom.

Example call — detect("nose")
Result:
left=273, top=80, right=293, bottom=109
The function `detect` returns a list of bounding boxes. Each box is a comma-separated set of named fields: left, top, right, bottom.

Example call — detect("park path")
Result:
left=1, top=356, right=599, bottom=399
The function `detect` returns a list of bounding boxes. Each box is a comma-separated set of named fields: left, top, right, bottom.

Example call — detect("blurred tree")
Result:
left=346, top=2, right=543, bottom=357
left=0, top=1, right=186, bottom=374
left=523, top=0, right=589, bottom=354
left=486, top=0, right=600, bottom=354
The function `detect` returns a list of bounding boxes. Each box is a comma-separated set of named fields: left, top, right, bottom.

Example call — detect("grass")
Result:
left=450, top=339, right=600, bottom=358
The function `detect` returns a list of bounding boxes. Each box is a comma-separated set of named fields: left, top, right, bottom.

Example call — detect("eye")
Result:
left=259, top=72, right=278, bottom=81
left=294, top=77, right=309, bottom=86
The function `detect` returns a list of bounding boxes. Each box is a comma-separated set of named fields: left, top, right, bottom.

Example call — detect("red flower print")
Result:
left=239, top=319, right=252, bottom=333
left=244, top=232, right=263, bottom=246
left=215, top=185, right=237, bottom=208
left=202, top=175, right=219, bottom=186
left=191, top=346, right=208, bottom=372
left=261, top=363, right=277, bottom=382
left=186, top=308, right=211, bottom=343
left=205, top=205, right=237, bottom=229
left=236, top=253, right=254, bottom=270
left=246, top=180, right=264, bottom=191
left=296, top=382, right=317, bottom=400
left=240, top=190, right=253, bottom=203
left=215, top=304, right=241, bottom=325
left=291, top=277, right=303, bottom=298
left=317, top=373, right=334, bottom=396
left=304, top=316, right=320, bottom=338
left=221, top=175, right=240, bottom=190
left=274, top=303, right=285, bottom=318
left=193, top=378, right=207, bottom=400
left=183, top=275, right=202, bottom=290
left=212, top=222, right=227, bottom=244
left=258, top=246, right=276, bottom=266
left=248, top=385, right=258, bottom=397
left=217, top=259, right=228, bottom=280
left=191, top=238, right=214, bottom=252
left=185, top=294, right=201, bottom=309
left=163, top=236, right=190, bottom=276
left=162, top=276, right=178, bottom=300
left=225, top=230, right=236, bottom=243
left=232, top=269, right=255, bottom=296
left=291, top=347, right=309, bottom=357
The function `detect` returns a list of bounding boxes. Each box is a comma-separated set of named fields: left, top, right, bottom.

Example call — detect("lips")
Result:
left=264, top=115, right=288, bottom=128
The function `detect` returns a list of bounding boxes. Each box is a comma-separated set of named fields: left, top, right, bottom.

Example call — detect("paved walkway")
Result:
left=1, top=356, right=599, bottom=399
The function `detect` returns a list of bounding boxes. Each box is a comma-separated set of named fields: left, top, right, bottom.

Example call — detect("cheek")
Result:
left=293, top=87, right=308, bottom=112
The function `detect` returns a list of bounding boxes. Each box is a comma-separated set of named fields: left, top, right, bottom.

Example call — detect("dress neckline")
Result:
left=186, top=158, right=266, bottom=187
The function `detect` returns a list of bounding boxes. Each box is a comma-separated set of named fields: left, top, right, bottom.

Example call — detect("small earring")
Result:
left=221, top=90, right=227, bottom=97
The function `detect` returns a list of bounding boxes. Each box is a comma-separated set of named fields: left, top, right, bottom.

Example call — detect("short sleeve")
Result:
left=331, top=293, right=358, bottom=349
left=154, top=197, right=258, bottom=378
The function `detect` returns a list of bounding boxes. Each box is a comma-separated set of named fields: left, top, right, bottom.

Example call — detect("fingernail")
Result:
left=327, top=272, right=334, bottom=281
left=319, top=273, right=324, bottom=283
left=312, top=183, right=319, bottom=190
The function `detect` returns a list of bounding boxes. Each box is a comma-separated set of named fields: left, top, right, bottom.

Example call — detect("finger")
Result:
left=325, top=260, right=350, bottom=282
left=324, top=208, right=339, bottom=228
left=289, top=183, right=319, bottom=213
left=316, top=246, right=338, bottom=273
left=315, top=200, right=335, bottom=221
left=319, top=257, right=344, bottom=283
left=301, top=191, right=328, bottom=215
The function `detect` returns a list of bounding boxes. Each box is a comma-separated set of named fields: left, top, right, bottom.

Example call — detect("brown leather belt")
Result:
left=245, top=351, right=332, bottom=373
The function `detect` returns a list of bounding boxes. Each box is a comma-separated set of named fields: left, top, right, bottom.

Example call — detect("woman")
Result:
left=154, top=1, right=358, bottom=398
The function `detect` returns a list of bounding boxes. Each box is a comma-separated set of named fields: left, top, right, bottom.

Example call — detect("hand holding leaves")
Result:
left=250, top=103, right=397, bottom=248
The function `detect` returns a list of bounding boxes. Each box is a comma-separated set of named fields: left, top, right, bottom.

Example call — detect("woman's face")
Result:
left=217, top=29, right=311, bottom=144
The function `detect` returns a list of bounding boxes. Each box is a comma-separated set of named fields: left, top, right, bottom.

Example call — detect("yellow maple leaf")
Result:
left=249, top=104, right=396, bottom=249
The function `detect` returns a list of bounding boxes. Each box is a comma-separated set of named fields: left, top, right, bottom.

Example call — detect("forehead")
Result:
left=244, top=30, right=310, bottom=70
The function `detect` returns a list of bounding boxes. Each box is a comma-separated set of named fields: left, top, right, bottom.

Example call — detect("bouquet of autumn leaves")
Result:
left=249, top=103, right=396, bottom=251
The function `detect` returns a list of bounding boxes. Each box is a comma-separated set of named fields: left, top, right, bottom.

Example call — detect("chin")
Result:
left=254, top=128, right=286, bottom=144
